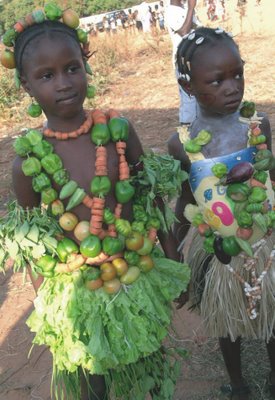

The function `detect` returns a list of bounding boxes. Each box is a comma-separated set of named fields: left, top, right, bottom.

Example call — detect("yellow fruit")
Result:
left=62, top=9, right=80, bottom=29
left=0, top=49, right=16, bottom=69
left=103, top=278, right=121, bottom=294
left=74, top=220, right=90, bottom=241
left=112, top=258, right=128, bottom=276
left=59, top=212, right=78, bottom=231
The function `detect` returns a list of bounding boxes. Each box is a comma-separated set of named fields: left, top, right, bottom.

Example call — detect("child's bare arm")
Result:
left=125, top=120, right=144, bottom=164
left=12, top=156, right=40, bottom=209
left=168, top=132, right=195, bottom=245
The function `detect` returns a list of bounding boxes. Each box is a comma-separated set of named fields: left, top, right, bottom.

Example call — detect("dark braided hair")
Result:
left=176, top=27, right=238, bottom=79
left=14, top=20, right=82, bottom=75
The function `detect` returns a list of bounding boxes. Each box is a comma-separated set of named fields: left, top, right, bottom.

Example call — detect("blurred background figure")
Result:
left=103, top=16, right=110, bottom=34
left=110, top=17, right=117, bottom=34
left=134, top=9, right=143, bottom=31
left=116, top=13, right=123, bottom=32
left=165, top=0, right=198, bottom=125
left=128, top=9, right=136, bottom=33
left=140, top=2, right=152, bottom=33
left=155, top=3, right=166, bottom=31
left=207, top=0, right=218, bottom=21
left=215, top=0, right=225, bottom=21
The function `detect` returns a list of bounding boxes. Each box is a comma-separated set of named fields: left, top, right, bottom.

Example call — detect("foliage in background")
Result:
left=0, top=69, right=18, bottom=107
left=0, top=0, right=140, bottom=32
left=0, top=33, right=137, bottom=121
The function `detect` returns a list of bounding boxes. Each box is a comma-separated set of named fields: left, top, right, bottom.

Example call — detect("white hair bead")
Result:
left=196, top=37, right=204, bottom=45
left=188, top=32, right=195, bottom=40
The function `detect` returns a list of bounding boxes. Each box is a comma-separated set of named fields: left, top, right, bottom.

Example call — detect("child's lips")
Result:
left=56, top=93, right=78, bottom=104
left=224, top=98, right=241, bottom=108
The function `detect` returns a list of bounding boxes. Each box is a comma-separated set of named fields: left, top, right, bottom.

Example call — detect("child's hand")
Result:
left=174, top=290, right=189, bottom=309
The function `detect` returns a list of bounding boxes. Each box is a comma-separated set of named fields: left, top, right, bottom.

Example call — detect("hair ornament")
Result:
left=0, top=2, right=90, bottom=70
left=215, top=28, right=224, bottom=34
left=227, top=31, right=234, bottom=38
left=181, top=56, right=185, bottom=65
left=188, top=32, right=196, bottom=41
left=195, top=37, right=204, bottom=45
left=186, top=61, right=191, bottom=71
left=183, top=33, right=189, bottom=39
left=178, top=73, right=191, bottom=82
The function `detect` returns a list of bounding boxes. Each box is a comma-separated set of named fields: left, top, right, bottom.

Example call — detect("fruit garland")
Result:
left=0, top=3, right=90, bottom=70
left=0, top=3, right=97, bottom=106
left=182, top=101, right=275, bottom=319
left=14, top=109, right=159, bottom=293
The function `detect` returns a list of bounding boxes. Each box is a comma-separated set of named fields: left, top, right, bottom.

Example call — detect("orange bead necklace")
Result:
left=43, top=110, right=93, bottom=140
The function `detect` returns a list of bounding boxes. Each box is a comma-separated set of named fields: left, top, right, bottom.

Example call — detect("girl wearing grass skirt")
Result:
left=168, top=26, right=275, bottom=400
left=0, top=4, right=189, bottom=399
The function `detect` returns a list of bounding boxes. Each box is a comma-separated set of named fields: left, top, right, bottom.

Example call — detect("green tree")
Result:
left=0, top=0, right=144, bottom=29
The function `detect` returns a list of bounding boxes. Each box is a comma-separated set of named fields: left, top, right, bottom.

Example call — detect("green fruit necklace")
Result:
left=14, top=108, right=159, bottom=291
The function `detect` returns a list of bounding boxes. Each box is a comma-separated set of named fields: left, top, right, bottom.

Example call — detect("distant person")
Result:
left=207, top=0, right=218, bottom=21
left=159, top=1, right=165, bottom=30
left=128, top=9, right=135, bottom=33
left=103, top=17, right=110, bottom=34
left=165, top=0, right=198, bottom=125
left=110, top=18, right=117, bottom=34
left=116, top=14, right=123, bottom=31
left=89, top=23, right=97, bottom=37
left=140, top=2, right=151, bottom=33
left=156, top=3, right=165, bottom=31
left=134, top=9, right=143, bottom=31
left=215, top=0, right=225, bottom=20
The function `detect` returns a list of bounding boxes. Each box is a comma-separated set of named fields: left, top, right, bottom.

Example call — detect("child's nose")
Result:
left=224, top=79, right=240, bottom=95
left=56, top=73, right=72, bottom=91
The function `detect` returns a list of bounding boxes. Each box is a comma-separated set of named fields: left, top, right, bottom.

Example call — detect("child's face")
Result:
left=21, top=35, right=87, bottom=120
left=189, top=42, right=244, bottom=115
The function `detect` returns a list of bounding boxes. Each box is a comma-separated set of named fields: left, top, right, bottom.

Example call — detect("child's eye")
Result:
left=210, top=79, right=221, bottom=86
left=42, top=72, right=53, bottom=80
left=68, top=65, right=80, bottom=73
left=235, top=73, right=243, bottom=80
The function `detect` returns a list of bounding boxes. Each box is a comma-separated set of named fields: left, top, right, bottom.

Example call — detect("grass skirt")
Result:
left=27, top=252, right=190, bottom=399
left=185, top=229, right=275, bottom=342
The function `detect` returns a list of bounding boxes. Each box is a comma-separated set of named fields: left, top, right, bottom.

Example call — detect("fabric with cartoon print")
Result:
left=178, top=119, right=275, bottom=244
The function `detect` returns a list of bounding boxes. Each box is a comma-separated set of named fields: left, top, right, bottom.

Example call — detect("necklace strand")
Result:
left=43, top=110, right=93, bottom=140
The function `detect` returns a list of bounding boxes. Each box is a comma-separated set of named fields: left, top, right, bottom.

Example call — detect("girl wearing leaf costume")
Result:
left=0, top=5, right=189, bottom=400
left=169, top=27, right=275, bottom=399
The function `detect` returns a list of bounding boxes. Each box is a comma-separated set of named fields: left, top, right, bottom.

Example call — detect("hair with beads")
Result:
left=176, top=27, right=238, bottom=81
left=14, top=20, right=82, bottom=75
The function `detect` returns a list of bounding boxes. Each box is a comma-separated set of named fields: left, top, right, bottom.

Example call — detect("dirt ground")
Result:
left=1, top=1, right=275, bottom=399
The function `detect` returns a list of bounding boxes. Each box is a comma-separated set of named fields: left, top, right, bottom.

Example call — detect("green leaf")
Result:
left=31, top=244, right=46, bottom=259
left=27, top=224, right=40, bottom=243
left=14, top=220, right=29, bottom=242
left=0, top=248, right=6, bottom=266
left=5, top=238, right=19, bottom=259
left=164, top=204, right=177, bottom=229
left=14, top=69, right=21, bottom=90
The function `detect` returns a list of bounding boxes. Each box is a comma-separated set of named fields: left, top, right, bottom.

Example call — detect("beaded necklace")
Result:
left=43, top=108, right=132, bottom=239
left=15, top=108, right=158, bottom=283
left=43, top=110, right=93, bottom=140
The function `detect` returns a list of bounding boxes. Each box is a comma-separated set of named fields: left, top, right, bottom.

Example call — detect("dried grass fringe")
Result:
left=184, top=230, right=275, bottom=342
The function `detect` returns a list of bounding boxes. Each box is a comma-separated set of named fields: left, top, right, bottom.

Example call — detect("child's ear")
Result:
left=178, top=77, right=193, bottom=96
left=20, top=75, right=34, bottom=97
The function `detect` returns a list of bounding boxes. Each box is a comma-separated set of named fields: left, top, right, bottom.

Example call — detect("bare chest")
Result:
left=51, top=135, right=119, bottom=192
